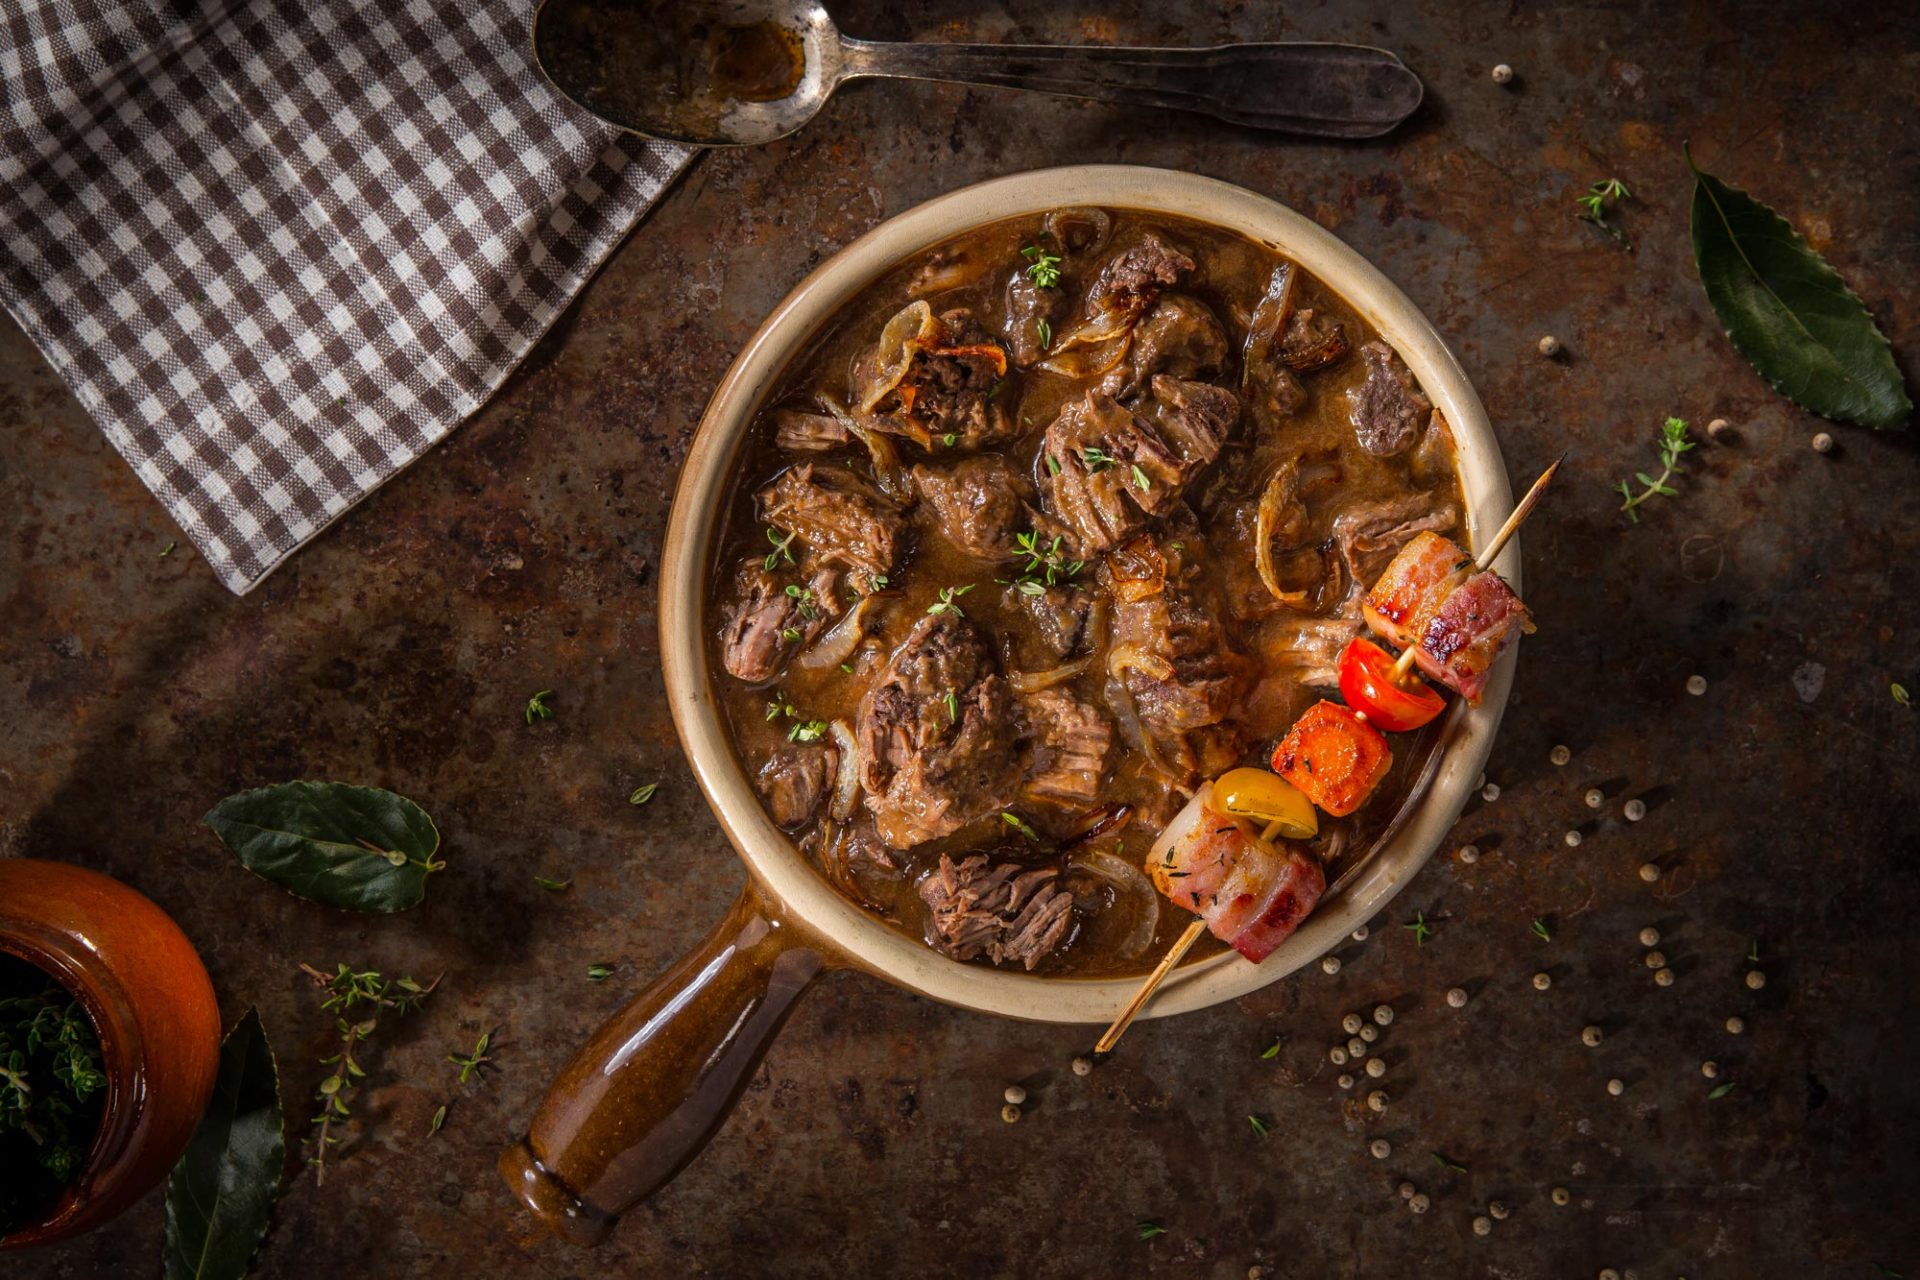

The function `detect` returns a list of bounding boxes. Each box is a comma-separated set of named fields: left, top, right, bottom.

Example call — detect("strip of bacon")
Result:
left=1362, top=530, right=1470, bottom=651
left=1147, top=787, right=1326, bottom=963
left=1412, top=567, right=1533, bottom=704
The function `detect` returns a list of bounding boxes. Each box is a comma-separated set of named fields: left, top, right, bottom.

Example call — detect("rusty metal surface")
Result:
left=3, top=1, right=1917, bottom=1276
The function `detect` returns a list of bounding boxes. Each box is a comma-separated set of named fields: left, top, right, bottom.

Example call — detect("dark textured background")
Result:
left=4, top=2, right=1918, bottom=1277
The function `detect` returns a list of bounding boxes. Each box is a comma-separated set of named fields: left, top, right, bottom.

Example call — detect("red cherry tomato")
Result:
left=1337, top=637, right=1446, bottom=733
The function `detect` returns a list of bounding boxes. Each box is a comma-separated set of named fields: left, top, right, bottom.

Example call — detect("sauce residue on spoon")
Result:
left=536, top=0, right=805, bottom=140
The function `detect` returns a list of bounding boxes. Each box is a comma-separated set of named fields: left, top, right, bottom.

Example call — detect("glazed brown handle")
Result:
left=499, top=881, right=828, bottom=1245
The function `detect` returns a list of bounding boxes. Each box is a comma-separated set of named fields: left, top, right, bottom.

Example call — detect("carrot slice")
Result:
left=1269, top=700, right=1393, bottom=817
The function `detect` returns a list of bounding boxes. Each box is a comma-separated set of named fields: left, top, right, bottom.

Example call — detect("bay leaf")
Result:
left=1688, top=148, right=1910, bottom=430
left=206, top=781, right=442, bottom=912
left=163, top=1009, right=283, bottom=1280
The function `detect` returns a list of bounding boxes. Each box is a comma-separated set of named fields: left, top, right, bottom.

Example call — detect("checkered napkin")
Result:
left=0, top=1, right=694, bottom=592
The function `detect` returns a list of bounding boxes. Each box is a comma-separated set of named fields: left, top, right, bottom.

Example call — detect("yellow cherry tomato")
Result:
left=1205, top=767, right=1320, bottom=840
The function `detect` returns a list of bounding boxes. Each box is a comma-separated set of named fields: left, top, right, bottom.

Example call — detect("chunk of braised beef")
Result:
left=897, top=308, right=1013, bottom=449
left=1020, top=688, right=1114, bottom=807
left=1007, top=582, right=1092, bottom=661
left=757, top=744, right=835, bottom=830
left=1349, top=341, right=1431, bottom=456
left=717, top=562, right=794, bottom=684
left=1100, top=294, right=1227, bottom=398
left=1037, top=378, right=1237, bottom=560
left=910, top=455, right=1035, bottom=561
left=760, top=463, right=905, bottom=589
left=1106, top=536, right=1248, bottom=780
left=773, top=409, right=851, bottom=453
left=1003, top=271, right=1065, bottom=368
left=1087, top=231, right=1196, bottom=321
left=918, top=852, right=1076, bottom=970
left=855, top=612, right=1025, bottom=849
left=1279, top=307, right=1349, bottom=372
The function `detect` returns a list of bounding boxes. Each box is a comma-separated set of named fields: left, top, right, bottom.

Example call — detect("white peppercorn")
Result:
left=1746, top=969, right=1767, bottom=990
left=1551, top=1186, right=1571, bottom=1206
left=1343, top=1013, right=1364, bottom=1035
left=1812, top=431, right=1834, bottom=453
left=1351, top=925, right=1370, bottom=942
left=1725, top=1016, right=1746, bottom=1035
left=1409, top=1193, right=1430, bottom=1214
left=1491, top=63, right=1514, bottom=84
left=1565, top=829, right=1583, bottom=848
left=1550, top=744, right=1571, bottom=765
left=1639, top=862, right=1661, bottom=882
left=1584, top=788, right=1604, bottom=808
left=1071, top=1055, right=1092, bottom=1077
left=1359, top=1024, right=1379, bottom=1043
left=1533, top=972, right=1552, bottom=991
left=1458, top=843, right=1481, bottom=864
left=1623, top=798, right=1647, bottom=822
left=1399, top=1181, right=1417, bottom=1200
left=1707, top=416, right=1731, bottom=440
left=1701, top=1060, right=1719, bottom=1079
left=1481, top=783, right=1501, bottom=802
left=1581, top=1024, right=1603, bottom=1047
left=1538, top=334, right=1561, bottom=357
left=1365, top=1057, right=1387, bottom=1079
left=1686, top=674, right=1708, bottom=696
left=1001, top=1103, right=1021, bottom=1123
left=1337, top=1073, right=1355, bottom=1090
left=1248, top=1268, right=1270, bottom=1280
left=1607, top=1077, right=1625, bottom=1097
left=1600, top=1270, right=1621, bottom=1280
left=1639, top=926, right=1661, bottom=947
left=1322, top=955, right=1342, bottom=975
left=1373, top=1005, right=1395, bottom=1027
left=1348, top=1037, right=1368, bottom=1058
left=1655, top=967, right=1676, bottom=987
left=1473, top=1215, right=1493, bottom=1236
left=1367, top=1090, right=1389, bottom=1112
left=1488, top=1200, right=1510, bottom=1220
left=1330, top=1045, right=1349, bottom=1066
left=1004, top=1084, right=1027, bottom=1106
left=1645, top=950, right=1667, bottom=969
left=1446, top=986, right=1469, bottom=1008
left=1370, top=1138, right=1392, bottom=1159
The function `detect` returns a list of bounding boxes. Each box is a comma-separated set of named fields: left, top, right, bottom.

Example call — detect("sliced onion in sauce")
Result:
left=858, top=300, right=938, bottom=413
left=1241, top=261, right=1298, bottom=387
left=1105, top=535, right=1166, bottom=602
left=818, top=393, right=909, bottom=499
left=1037, top=331, right=1131, bottom=379
left=1105, top=675, right=1179, bottom=783
left=1145, top=782, right=1214, bottom=874
left=1044, top=207, right=1112, bottom=256
left=1254, top=460, right=1314, bottom=610
left=827, top=719, right=861, bottom=822
left=1009, top=655, right=1092, bottom=694
left=1107, top=644, right=1176, bottom=683
left=1069, top=849, right=1160, bottom=960
left=799, top=594, right=878, bottom=670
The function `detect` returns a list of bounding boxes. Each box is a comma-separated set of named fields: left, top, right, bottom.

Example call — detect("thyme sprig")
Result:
left=447, top=1030, right=496, bottom=1086
left=523, top=689, right=554, bottom=724
left=763, top=525, right=798, bottom=570
left=1578, top=177, right=1633, bottom=246
left=926, top=584, right=975, bottom=617
left=1020, top=244, right=1062, bottom=289
left=0, top=981, right=106, bottom=1184
left=299, top=962, right=438, bottom=1184
left=1618, top=417, right=1696, bottom=523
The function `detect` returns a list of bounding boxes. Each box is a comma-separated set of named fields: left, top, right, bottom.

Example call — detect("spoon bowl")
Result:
left=533, top=0, right=1424, bottom=147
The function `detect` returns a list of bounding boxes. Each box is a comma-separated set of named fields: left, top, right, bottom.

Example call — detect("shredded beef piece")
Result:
left=760, top=463, right=905, bottom=588
left=1349, top=341, right=1431, bottom=456
left=895, top=308, right=1013, bottom=449
left=1020, top=688, right=1113, bottom=806
left=1007, top=582, right=1092, bottom=661
left=911, top=455, right=1035, bottom=561
left=1088, top=231, right=1195, bottom=320
left=1100, top=295, right=1227, bottom=398
left=1003, top=271, right=1066, bottom=368
left=919, top=852, right=1076, bottom=970
left=855, top=612, right=1025, bottom=849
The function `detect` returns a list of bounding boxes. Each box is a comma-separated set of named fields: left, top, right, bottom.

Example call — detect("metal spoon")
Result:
left=532, top=0, right=1424, bottom=147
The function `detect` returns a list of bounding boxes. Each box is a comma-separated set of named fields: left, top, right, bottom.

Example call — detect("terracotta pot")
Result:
left=501, top=166, right=1519, bottom=1244
left=0, top=859, right=223, bottom=1250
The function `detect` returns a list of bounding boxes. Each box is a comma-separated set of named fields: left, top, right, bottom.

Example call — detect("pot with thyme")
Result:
left=0, top=858, right=221, bottom=1250
left=0, top=953, right=108, bottom=1236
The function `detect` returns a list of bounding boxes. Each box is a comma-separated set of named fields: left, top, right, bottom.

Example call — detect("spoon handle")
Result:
left=837, top=38, right=1422, bottom=139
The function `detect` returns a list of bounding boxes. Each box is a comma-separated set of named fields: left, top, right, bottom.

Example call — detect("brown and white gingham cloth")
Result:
left=0, top=1, right=693, bottom=592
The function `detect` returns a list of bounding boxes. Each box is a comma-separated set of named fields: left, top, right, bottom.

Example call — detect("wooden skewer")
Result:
left=1388, top=455, right=1561, bottom=684
left=1093, top=457, right=1565, bottom=1060
left=1092, top=917, right=1208, bottom=1056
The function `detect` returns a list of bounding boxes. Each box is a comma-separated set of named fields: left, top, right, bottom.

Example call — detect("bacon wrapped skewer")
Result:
left=1362, top=530, right=1532, bottom=705
left=1147, top=783, right=1325, bottom=963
